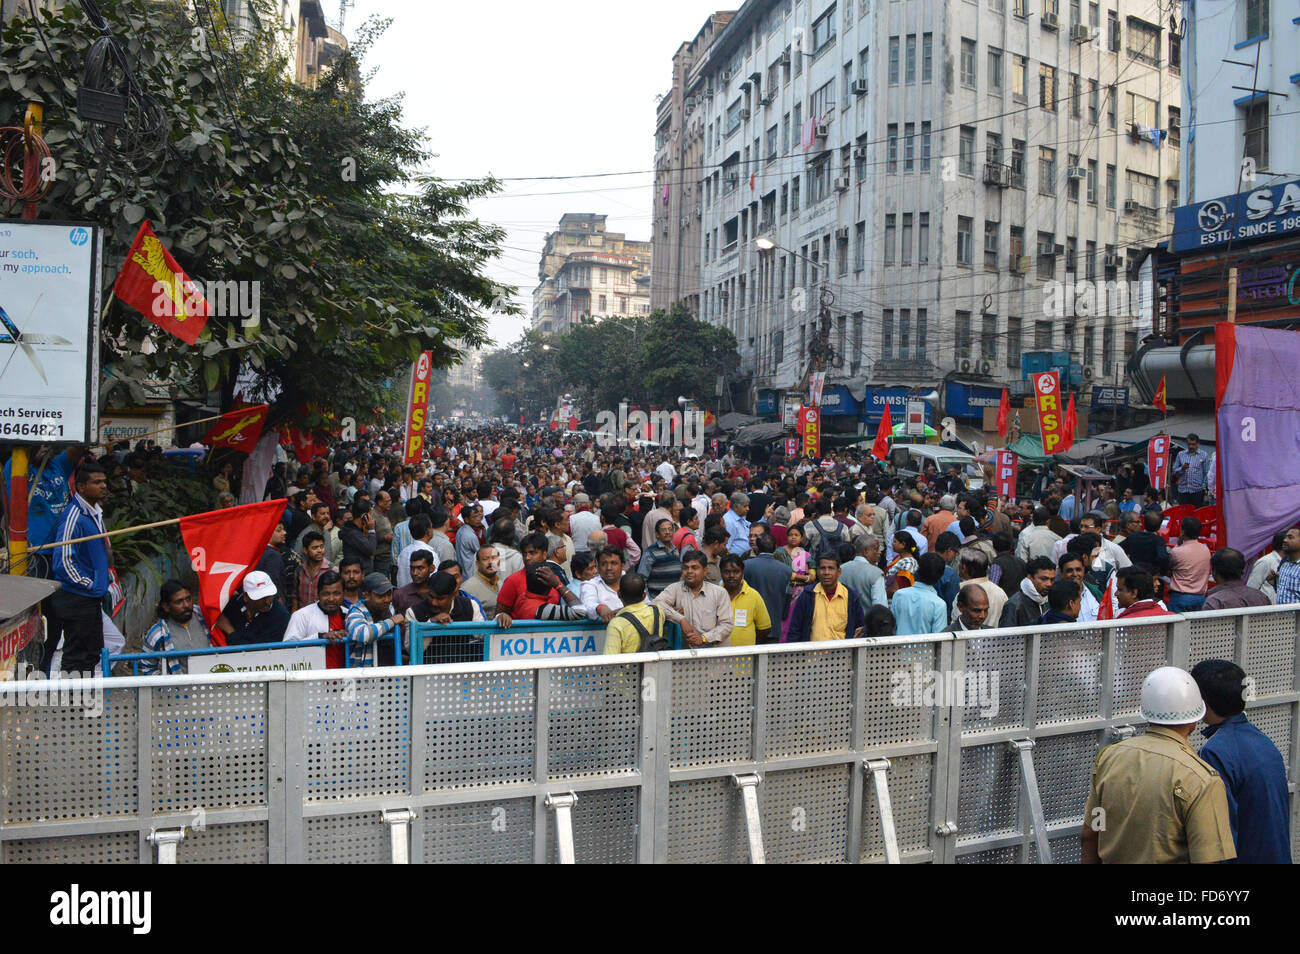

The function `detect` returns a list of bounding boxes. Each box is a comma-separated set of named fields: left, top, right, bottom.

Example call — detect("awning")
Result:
left=0, top=576, right=60, bottom=621
left=709, top=411, right=759, bottom=434
left=1067, top=412, right=1216, bottom=459
left=731, top=421, right=787, bottom=444
left=1058, top=463, right=1113, bottom=480
left=1005, top=435, right=1054, bottom=466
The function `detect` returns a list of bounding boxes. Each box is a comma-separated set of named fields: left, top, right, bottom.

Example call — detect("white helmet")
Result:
left=1140, top=666, right=1206, bottom=725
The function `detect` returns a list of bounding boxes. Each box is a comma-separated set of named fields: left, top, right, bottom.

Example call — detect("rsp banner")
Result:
left=403, top=350, right=433, bottom=464
left=1031, top=371, right=1067, bottom=456
left=993, top=450, right=1018, bottom=497
left=802, top=407, right=821, bottom=458
left=1148, top=434, right=1172, bottom=490
left=0, top=220, right=102, bottom=444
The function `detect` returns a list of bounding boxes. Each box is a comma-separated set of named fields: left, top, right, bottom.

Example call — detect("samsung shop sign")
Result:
left=818, top=385, right=862, bottom=416
left=1172, top=179, right=1300, bottom=254
left=862, top=387, right=931, bottom=425
left=945, top=382, right=1003, bottom=421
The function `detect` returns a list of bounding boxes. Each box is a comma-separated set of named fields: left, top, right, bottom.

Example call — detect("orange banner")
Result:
left=802, top=406, right=821, bottom=458
left=403, top=351, right=433, bottom=464
left=1031, top=371, right=1067, bottom=456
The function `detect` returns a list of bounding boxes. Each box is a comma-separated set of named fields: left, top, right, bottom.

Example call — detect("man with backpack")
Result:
left=802, top=497, right=850, bottom=562
left=603, top=573, right=670, bottom=654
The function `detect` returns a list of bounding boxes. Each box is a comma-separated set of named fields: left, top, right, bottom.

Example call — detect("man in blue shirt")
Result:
left=50, top=462, right=111, bottom=675
left=1191, top=659, right=1292, bottom=864
left=723, top=492, right=753, bottom=556
left=3, top=445, right=86, bottom=551
left=890, top=553, right=949, bottom=637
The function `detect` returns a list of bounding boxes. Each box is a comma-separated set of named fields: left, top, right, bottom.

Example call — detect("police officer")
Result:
left=1081, top=666, right=1236, bottom=864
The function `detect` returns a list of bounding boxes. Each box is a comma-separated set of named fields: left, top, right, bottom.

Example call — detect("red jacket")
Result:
left=1117, top=600, right=1172, bottom=619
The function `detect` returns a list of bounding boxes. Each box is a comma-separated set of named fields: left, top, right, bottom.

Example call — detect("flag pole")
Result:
left=26, top=516, right=183, bottom=552
left=127, top=412, right=230, bottom=444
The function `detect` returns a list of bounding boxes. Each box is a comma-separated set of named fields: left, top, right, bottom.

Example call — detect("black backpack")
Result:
left=616, top=605, right=670, bottom=652
left=813, top=518, right=846, bottom=561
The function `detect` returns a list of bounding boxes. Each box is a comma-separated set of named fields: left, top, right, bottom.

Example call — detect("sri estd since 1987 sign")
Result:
left=0, top=220, right=102, bottom=444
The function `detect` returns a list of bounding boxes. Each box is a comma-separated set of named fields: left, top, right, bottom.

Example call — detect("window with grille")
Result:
left=1126, top=18, right=1160, bottom=65
left=961, top=39, right=977, bottom=86
left=984, top=221, right=999, bottom=269
left=957, top=216, right=974, bottom=265
left=1245, top=100, right=1269, bottom=169
left=956, top=311, right=973, bottom=359
left=1006, top=316, right=1022, bottom=368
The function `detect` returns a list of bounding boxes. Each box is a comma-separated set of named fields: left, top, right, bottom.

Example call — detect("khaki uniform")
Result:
left=1083, top=725, right=1236, bottom=864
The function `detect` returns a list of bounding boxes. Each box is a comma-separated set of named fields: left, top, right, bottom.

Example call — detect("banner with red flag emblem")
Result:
left=181, top=499, right=287, bottom=643
left=202, top=404, right=269, bottom=452
left=113, top=220, right=211, bottom=345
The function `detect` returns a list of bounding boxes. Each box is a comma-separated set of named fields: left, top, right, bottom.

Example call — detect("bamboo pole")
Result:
left=26, top=517, right=182, bottom=553
left=128, top=412, right=229, bottom=444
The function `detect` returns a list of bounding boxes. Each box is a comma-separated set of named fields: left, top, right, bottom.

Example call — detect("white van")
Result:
left=888, top=443, right=985, bottom=489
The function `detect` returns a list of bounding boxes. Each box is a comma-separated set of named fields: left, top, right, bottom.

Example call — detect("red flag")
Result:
left=872, top=402, right=893, bottom=461
left=996, top=387, right=1010, bottom=438
left=180, top=499, right=287, bottom=643
left=202, top=404, right=269, bottom=451
left=288, top=426, right=325, bottom=462
left=1096, top=574, right=1115, bottom=621
left=113, top=220, right=211, bottom=345
left=749, top=171, right=756, bottom=191
left=1061, top=392, right=1078, bottom=452
left=1153, top=374, right=1168, bottom=414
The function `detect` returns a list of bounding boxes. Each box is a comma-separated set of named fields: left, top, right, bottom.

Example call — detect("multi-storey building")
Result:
left=653, top=11, right=737, bottom=313
left=531, top=214, right=652, bottom=334
left=295, top=1, right=348, bottom=87
left=660, top=0, right=1179, bottom=433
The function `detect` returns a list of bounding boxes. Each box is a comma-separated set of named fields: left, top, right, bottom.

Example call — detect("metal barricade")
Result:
left=1, top=607, right=1296, bottom=863
left=102, top=630, right=406, bottom=677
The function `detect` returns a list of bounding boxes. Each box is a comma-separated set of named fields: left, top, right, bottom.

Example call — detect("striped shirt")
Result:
left=344, top=601, right=401, bottom=663
left=1275, top=560, right=1300, bottom=607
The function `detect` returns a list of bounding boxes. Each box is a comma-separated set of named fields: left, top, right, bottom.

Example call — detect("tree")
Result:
left=1, top=0, right=518, bottom=428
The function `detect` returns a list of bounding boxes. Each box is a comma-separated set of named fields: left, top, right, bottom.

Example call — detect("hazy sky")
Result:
left=345, top=0, right=731, bottom=349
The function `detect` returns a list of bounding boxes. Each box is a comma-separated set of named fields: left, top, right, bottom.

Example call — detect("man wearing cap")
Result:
left=216, top=570, right=291, bottom=646
left=345, top=572, right=407, bottom=666
left=1081, top=666, right=1236, bottom=863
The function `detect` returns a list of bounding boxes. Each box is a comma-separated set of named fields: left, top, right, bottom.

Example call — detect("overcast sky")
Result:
left=345, top=0, right=730, bottom=350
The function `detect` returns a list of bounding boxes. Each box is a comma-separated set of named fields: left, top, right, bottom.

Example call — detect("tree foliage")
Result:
left=0, top=0, right=517, bottom=427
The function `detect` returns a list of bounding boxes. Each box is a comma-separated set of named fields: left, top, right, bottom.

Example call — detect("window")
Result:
left=599, top=295, right=608, bottom=311
left=837, top=230, right=849, bottom=274
left=1083, top=324, right=1095, bottom=362
left=766, top=125, right=779, bottom=162
left=1006, top=317, right=1022, bottom=368
left=918, top=212, right=930, bottom=263
left=811, top=79, right=835, bottom=118
left=811, top=3, right=838, bottom=54
left=1128, top=92, right=1157, bottom=128
left=916, top=310, right=928, bottom=360
left=1086, top=240, right=1097, bottom=279
left=959, top=126, right=976, bottom=175
left=1070, top=0, right=1081, bottom=25
left=726, top=98, right=744, bottom=135
left=1105, top=164, right=1116, bottom=208
left=1065, top=236, right=1077, bottom=272
left=900, top=309, right=912, bottom=360
left=811, top=156, right=831, bottom=202
left=984, top=220, right=1000, bottom=269
left=1034, top=320, right=1052, bottom=350
left=1126, top=18, right=1160, bottom=65
left=1104, top=243, right=1117, bottom=280
left=791, top=175, right=800, bottom=212
left=1038, top=231, right=1056, bottom=279
left=986, top=131, right=1003, bottom=166
left=1245, top=100, right=1268, bottom=169
left=1088, top=79, right=1099, bottom=123
left=905, top=34, right=916, bottom=83
left=854, top=221, right=866, bottom=270
left=888, top=37, right=899, bottom=85
left=1012, top=55, right=1028, bottom=99
left=982, top=313, right=998, bottom=361
left=1069, top=73, right=1081, bottom=118
left=1067, top=153, right=1080, bottom=200
left=1107, top=85, right=1116, bottom=128
left=1167, top=106, right=1181, bottom=146
left=903, top=123, right=915, bottom=171
left=1013, top=0, right=1027, bottom=17
left=882, top=309, right=894, bottom=358
left=1038, top=146, right=1056, bottom=195
left=920, top=122, right=932, bottom=171
left=1039, top=64, right=1057, bottom=111
left=780, top=183, right=789, bottom=216
left=922, top=33, right=933, bottom=81
left=887, top=124, right=899, bottom=172
left=1042, top=0, right=1059, bottom=15
left=957, top=216, right=974, bottom=266
left=956, top=311, right=973, bottom=359
left=988, top=48, right=1003, bottom=91
left=1010, top=139, right=1026, bottom=187
left=1087, top=159, right=1098, bottom=203
left=843, top=62, right=853, bottom=108
left=884, top=213, right=896, bottom=265
left=619, top=297, right=628, bottom=313
left=855, top=136, right=868, bottom=180
left=1169, top=31, right=1181, bottom=73
left=1010, top=226, right=1025, bottom=264
left=1102, top=317, right=1114, bottom=374
left=858, top=46, right=870, bottom=80
left=1089, top=2, right=1099, bottom=29
left=852, top=312, right=863, bottom=372
left=960, top=39, right=977, bottom=86
left=1245, top=0, right=1268, bottom=39
left=599, top=267, right=608, bottom=283
left=1167, top=178, right=1181, bottom=209
left=1107, top=10, right=1120, bottom=51
left=901, top=213, right=913, bottom=264
left=1126, top=170, right=1158, bottom=209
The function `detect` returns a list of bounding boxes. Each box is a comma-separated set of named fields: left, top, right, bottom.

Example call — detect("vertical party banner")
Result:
left=403, top=350, right=433, bottom=464
left=993, top=450, right=1018, bottom=498
left=802, top=407, right=821, bottom=458
left=1147, top=434, right=1172, bottom=490
left=808, top=371, right=827, bottom=408
left=1031, top=371, right=1067, bottom=455
left=784, top=437, right=798, bottom=457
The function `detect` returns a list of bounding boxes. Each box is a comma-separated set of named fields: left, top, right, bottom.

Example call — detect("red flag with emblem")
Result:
left=996, top=387, right=1010, bottom=437
left=1153, top=374, right=1168, bottom=414
left=113, top=220, right=211, bottom=345
left=180, top=499, right=287, bottom=643
left=872, top=402, right=893, bottom=461
left=202, top=404, right=269, bottom=452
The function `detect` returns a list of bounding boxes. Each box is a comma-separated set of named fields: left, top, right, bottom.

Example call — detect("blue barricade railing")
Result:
left=407, top=618, right=684, bottom=665
left=102, top=629, right=405, bottom=677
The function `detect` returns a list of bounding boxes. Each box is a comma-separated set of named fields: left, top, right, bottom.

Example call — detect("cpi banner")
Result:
left=802, top=407, right=821, bottom=458
left=403, top=350, right=433, bottom=464
left=1147, top=434, right=1173, bottom=490
left=1031, top=371, right=1067, bottom=455
left=993, top=450, right=1018, bottom=498
left=784, top=437, right=799, bottom=457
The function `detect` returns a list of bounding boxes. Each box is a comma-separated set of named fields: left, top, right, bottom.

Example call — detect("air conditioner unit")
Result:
left=1103, top=252, right=1119, bottom=267
left=1067, top=166, right=1087, bottom=179
left=739, top=108, right=751, bottom=120
left=815, top=122, right=830, bottom=138
left=834, top=176, right=851, bottom=192
left=978, top=359, right=994, bottom=375
left=780, top=51, right=791, bottom=66
left=759, top=94, right=774, bottom=106
left=1069, top=23, right=1091, bottom=42
left=983, top=162, right=1009, bottom=187
left=720, top=70, right=733, bottom=83
left=1082, top=365, right=1096, bottom=380
left=958, top=358, right=974, bottom=373
left=851, top=78, right=869, bottom=95
left=853, top=145, right=868, bottom=159
left=1041, top=11, right=1059, bottom=30
left=1053, top=243, right=1065, bottom=255
left=694, top=204, right=702, bottom=218
left=835, top=226, right=850, bottom=240
left=1123, top=199, right=1142, bottom=213
left=726, top=175, right=739, bottom=189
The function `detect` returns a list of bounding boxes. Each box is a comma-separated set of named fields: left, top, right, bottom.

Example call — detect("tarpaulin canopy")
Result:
left=1004, top=435, right=1054, bottom=466
left=731, top=421, right=787, bottom=445
left=1066, top=412, right=1215, bottom=459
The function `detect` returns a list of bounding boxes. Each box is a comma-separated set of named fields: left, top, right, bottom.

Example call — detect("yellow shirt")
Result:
left=603, top=601, right=662, bottom=654
left=725, top=581, right=772, bottom=646
left=810, top=583, right=850, bottom=641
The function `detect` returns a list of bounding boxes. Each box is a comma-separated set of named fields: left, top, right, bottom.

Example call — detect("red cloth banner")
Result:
left=871, top=402, right=892, bottom=460
left=1148, top=434, right=1173, bottom=490
left=784, top=437, right=798, bottom=457
left=180, top=499, right=287, bottom=642
left=996, top=387, right=1010, bottom=437
left=1031, top=371, right=1067, bottom=456
left=994, top=450, right=1019, bottom=498
left=1153, top=374, right=1168, bottom=414
left=403, top=351, right=433, bottom=464
left=113, top=220, right=211, bottom=345
left=802, top=407, right=821, bottom=458
left=202, top=404, right=269, bottom=451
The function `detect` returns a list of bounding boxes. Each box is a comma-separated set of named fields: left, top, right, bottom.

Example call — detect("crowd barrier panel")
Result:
left=2, top=606, right=1296, bottom=863
left=102, top=630, right=407, bottom=677
left=407, top=618, right=685, bottom=665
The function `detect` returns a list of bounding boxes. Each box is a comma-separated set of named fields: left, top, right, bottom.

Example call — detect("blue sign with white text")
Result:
left=1172, top=179, right=1300, bottom=254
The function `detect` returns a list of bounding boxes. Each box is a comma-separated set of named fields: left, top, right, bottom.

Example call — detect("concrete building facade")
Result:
left=659, top=0, right=1180, bottom=419
left=531, top=214, right=652, bottom=334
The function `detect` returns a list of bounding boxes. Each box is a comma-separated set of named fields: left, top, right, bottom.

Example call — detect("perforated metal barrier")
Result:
left=2, top=606, right=1297, bottom=863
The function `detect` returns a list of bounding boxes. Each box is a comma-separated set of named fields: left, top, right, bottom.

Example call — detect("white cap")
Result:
left=242, top=570, right=278, bottom=599
left=1140, top=666, right=1206, bottom=725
